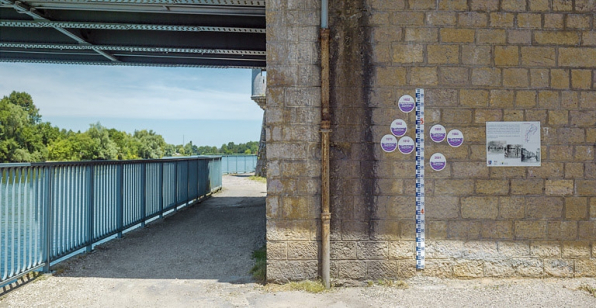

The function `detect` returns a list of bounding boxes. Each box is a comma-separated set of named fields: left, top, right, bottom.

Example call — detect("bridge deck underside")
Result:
left=0, top=0, right=266, bottom=68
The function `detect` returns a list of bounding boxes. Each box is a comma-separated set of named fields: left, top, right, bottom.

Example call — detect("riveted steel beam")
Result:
left=0, top=58, right=266, bottom=69
left=0, top=19, right=265, bottom=33
left=1, top=0, right=120, bottom=61
left=25, top=0, right=266, bottom=6
left=18, top=1, right=265, bottom=16
left=0, top=42, right=266, bottom=56
left=0, top=0, right=267, bottom=68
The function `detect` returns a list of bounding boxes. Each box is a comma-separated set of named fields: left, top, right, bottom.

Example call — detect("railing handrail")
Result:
left=0, top=155, right=222, bottom=169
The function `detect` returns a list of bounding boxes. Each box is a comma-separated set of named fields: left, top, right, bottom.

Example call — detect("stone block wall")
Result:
left=265, top=0, right=323, bottom=282
left=267, top=0, right=596, bottom=281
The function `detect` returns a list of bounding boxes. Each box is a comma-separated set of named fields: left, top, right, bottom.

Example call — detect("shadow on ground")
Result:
left=56, top=192, right=266, bottom=283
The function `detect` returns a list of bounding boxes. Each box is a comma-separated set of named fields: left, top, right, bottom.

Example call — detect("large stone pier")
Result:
left=266, top=0, right=596, bottom=281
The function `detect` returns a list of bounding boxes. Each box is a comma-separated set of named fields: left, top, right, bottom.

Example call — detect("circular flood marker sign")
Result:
left=398, top=95, right=415, bottom=113
left=430, top=124, right=447, bottom=143
left=430, top=153, right=447, bottom=171
left=390, top=119, right=408, bottom=137
left=447, top=129, right=464, bottom=147
left=380, top=134, right=398, bottom=153
left=398, top=136, right=415, bottom=154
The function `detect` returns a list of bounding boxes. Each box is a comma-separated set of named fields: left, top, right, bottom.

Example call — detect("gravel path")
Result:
left=2, top=174, right=596, bottom=307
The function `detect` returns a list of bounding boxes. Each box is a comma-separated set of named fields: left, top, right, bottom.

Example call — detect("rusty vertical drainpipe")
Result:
left=320, top=0, right=331, bottom=290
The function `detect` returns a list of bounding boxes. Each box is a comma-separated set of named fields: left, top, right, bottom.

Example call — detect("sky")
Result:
left=0, top=63, right=264, bottom=147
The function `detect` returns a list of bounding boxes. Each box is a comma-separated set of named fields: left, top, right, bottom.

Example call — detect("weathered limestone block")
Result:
left=370, top=220, right=400, bottom=241
left=536, top=32, right=581, bottom=45
left=545, top=259, right=574, bottom=277
left=267, top=220, right=314, bottom=241
left=428, top=45, right=459, bottom=64
left=337, top=261, right=367, bottom=280
left=426, top=196, right=459, bottom=219
left=287, top=241, right=318, bottom=260
left=521, top=47, right=556, bottom=66
left=477, top=29, right=506, bottom=44
left=515, top=221, right=547, bottom=240
left=267, top=260, right=319, bottom=283
left=441, top=29, right=475, bottom=43
left=559, top=48, right=596, bottom=67
left=575, top=259, right=596, bottom=277
left=366, top=261, right=398, bottom=279
left=529, top=0, right=550, bottom=11
left=544, top=14, right=564, bottom=29
left=481, top=221, right=514, bottom=239
left=428, top=221, right=448, bottom=239
left=424, top=259, right=454, bottom=278
left=579, top=221, right=596, bottom=240
left=461, top=197, right=499, bottom=219
left=462, top=241, right=499, bottom=260
left=426, top=240, right=465, bottom=259
left=471, top=0, right=500, bottom=11
left=268, top=241, right=288, bottom=260
left=484, top=260, right=516, bottom=277
left=498, top=241, right=530, bottom=258
left=388, top=241, right=415, bottom=260
left=526, top=197, right=563, bottom=219
left=565, top=197, right=588, bottom=220
left=454, top=260, right=484, bottom=278
left=545, top=180, right=574, bottom=195
left=511, top=179, right=543, bottom=195
left=396, top=260, right=417, bottom=278
left=499, top=197, right=525, bottom=219
left=514, top=258, right=544, bottom=277
left=562, top=242, right=592, bottom=259
left=357, top=242, right=388, bottom=260
left=547, top=221, right=578, bottom=241
left=341, top=221, right=369, bottom=241
left=330, top=241, right=357, bottom=260
left=530, top=241, right=562, bottom=258
left=459, top=90, right=489, bottom=107
left=448, top=221, right=482, bottom=240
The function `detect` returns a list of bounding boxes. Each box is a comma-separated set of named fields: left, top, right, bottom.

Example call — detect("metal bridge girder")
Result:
left=0, top=0, right=266, bottom=68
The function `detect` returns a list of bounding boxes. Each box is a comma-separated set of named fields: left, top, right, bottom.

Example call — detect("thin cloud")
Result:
left=0, top=63, right=262, bottom=120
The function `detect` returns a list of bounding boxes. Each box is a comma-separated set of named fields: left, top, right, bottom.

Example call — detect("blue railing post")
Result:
left=86, top=165, right=94, bottom=253
left=43, top=167, right=53, bottom=273
left=159, top=162, right=164, bottom=218
left=186, top=160, right=190, bottom=204
left=174, top=160, right=178, bottom=212
left=117, top=164, right=123, bottom=238
left=141, top=163, right=146, bottom=227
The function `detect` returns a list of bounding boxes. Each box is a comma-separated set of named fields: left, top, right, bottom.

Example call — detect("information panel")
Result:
left=486, top=121, right=541, bottom=167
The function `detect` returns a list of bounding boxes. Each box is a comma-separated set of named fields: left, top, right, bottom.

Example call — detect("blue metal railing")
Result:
left=221, top=155, right=257, bottom=174
left=0, top=156, right=221, bottom=286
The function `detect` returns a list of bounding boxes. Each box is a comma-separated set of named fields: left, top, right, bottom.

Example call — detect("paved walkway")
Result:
left=2, top=175, right=596, bottom=307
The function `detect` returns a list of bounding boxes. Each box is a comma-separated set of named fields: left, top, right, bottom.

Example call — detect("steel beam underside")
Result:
left=0, top=1, right=266, bottom=68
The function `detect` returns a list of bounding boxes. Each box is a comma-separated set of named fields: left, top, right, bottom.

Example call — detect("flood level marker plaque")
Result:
left=415, top=89, right=425, bottom=270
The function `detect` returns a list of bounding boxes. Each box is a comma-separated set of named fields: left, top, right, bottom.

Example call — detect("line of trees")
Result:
left=0, top=91, right=257, bottom=163
left=174, top=141, right=259, bottom=156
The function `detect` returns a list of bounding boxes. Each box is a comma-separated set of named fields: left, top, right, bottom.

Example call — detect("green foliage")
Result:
left=264, top=280, right=329, bottom=293
left=250, top=245, right=267, bottom=283
left=219, top=141, right=258, bottom=155
left=0, top=91, right=259, bottom=163
left=0, top=92, right=48, bottom=162
left=579, top=284, right=596, bottom=297
left=249, top=175, right=267, bottom=184
left=172, top=141, right=259, bottom=156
